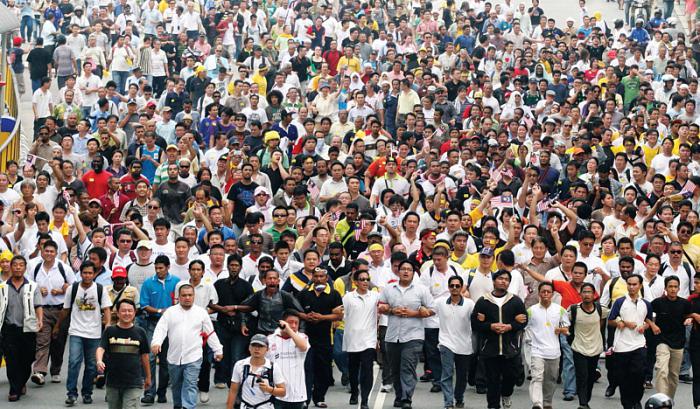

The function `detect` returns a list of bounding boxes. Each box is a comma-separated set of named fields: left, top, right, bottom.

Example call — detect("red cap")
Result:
left=13, top=37, right=21, bottom=47
left=112, top=266, right=128, bottom=279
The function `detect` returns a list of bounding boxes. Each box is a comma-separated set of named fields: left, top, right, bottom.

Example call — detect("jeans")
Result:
left=111, top=71, right=129, bottom=94
left=20, top=15, right=33, bottom=42
left=439, top=345, right=471, bottom=407
left=484, top=355, right=518, bottom=409
left=31, top=78, right=42, bottom=93
left=333, top=328, right=348, bottom=379
left=66, top=335, right=100, bottom=398
left=573, top=352, right=598, bottom=406
left=386, top=340, right=423, bottom=403
left=655, top=343, right=683, bottom=398
left=214, top=321, right=249, bottom=385
left=139, top=317, right=170, bottom=399
left=664, top=0, right=674, bottom=18
left=424, top=328, right=441, bottom=386
left=681, top=326, right=692, bottom=376
left=169, top=359, right=202, bottom=409
left=529, top=356, right=558, bottom=408
left=559, top=333, right=576, bottom=396
left=106, top=386, right=141, bottom=409
left=624, top=1, right=632, bottom=26
left=2, top=325, right=36, bottom=396
left=348, top=348, right=375, bottom=404
left=614, top=348, right=646, bottom=409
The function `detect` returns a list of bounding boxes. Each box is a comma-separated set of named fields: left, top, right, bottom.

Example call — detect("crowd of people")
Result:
left=0, top=0, right=700, bottom=408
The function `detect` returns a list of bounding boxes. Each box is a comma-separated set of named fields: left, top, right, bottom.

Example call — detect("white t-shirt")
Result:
left=64, top=282, right=113, bottom=339
left=437, top=296, right=475, bottom=355
left=151, top=241, right=176, bottom=261
left=232, top=357, right=286, bottom=409
left=342, top=290, right=380, bottom=352
left=526, top=302, right=569, bottom=359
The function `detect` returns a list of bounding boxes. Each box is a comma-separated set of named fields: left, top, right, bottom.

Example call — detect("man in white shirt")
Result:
left=526, top=282, right=569, bottom=409
left=267, top=311, right=310, bottom=409
left=32, top=77, right=54, bottom=131
left=338, top=268, right=380, bottom=409
left=437, top=275, right=475, bottom=409
left=151, top=284, right=223, bottom=409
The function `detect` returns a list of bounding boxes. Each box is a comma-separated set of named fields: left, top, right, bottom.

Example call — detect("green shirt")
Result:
left=621, top=75, right=641, bottom=107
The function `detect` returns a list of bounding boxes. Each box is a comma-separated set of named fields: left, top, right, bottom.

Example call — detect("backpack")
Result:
left=607, top=276, right=645, bottom=307
left=239, top=362, right=275, bottom=408
left=428, top=264, right=459, bottom=277
left=567, top=302, right=603, bottom=344
left=68, top=282, right=104, bottom=310
left=659, top=261, right=693, bottom=294
left=109, top=251, right=137, bottom=269
left=33, top=262, right=68, bottom=284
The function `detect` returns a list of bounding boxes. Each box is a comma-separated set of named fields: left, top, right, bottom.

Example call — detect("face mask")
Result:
left=314, top=284, right=326, bottom=292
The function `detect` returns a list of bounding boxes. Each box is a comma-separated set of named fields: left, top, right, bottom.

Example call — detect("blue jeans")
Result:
left=66, top=335, right=100, bottom=398
left=439, top=345, right=471, bottom=406
left=560, top=334, right=576, bottom=397
left=169, top=359, right=201, bottom=409
left=31, top=78, right=42, bottom=93
left=138, top=317, right=170, bottom=398
left=20, top=15, right=33, bottom=42
left=111, top=71, right=129, bottom=94
left=681, top=326, right=692, bottom=376
left=664, top=0, right=674, bottom=18
left=333, top=328, right=348, bottom=377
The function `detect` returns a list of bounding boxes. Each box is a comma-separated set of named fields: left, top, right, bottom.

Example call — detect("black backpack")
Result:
left=567, top=302, right=603, bottom=344
left=67, top=282, right=104, bottom=310
left=33, top=262, right=68, bottom=283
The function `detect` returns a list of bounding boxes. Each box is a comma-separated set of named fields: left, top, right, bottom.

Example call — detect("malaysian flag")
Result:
left=24, top=154, right=37, bottom=171
left=307, top=180, right=319, bottom=199
left=355, top=220, right=368, bottom=240
left=681, top=180, right=697, bottom=198
left=490, top=195, right=513, bottom=208
left=536, top=193, right=560, bottom=213
left=62, top=189, right=71, bottom=203
left=113, top=192, right=120, bottom=209
left=104, top=225, right=113, bottom=247
left=71, top=253, right=82, bottom=272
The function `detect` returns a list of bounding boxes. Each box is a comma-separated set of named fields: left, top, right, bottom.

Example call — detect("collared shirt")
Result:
left=30, top=260, right=76, bottom=306
left=418, top=263, right=465, bottom=328
left=175, top=280, right=218, bottom=311
left=297, top=286, right=342, bottom=346
left=267, top=329, right=309, bottom=403
left=437, top=296, right=475, bottom=355
left=609, top=294, right=653, bottom=353
left=379, top=282, right=435, bottom=343
left=527, top=302, right=570, bottom=359
left=342, top=290, right=380, bottom=352
left=152, top=304, right=223, bottom=365
left=139, top=273, right=180, bottom=316
left=3, top=278, right=42, bottom=327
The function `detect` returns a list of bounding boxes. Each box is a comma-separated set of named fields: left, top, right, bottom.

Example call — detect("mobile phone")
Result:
left=279, top=322, right=286, bottom=330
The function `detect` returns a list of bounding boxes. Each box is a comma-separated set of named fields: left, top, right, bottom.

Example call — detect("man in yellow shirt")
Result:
left=336, top=46, right=361, bottom=74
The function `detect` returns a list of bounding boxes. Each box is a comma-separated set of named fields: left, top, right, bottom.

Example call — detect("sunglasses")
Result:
left=180, top=164, right=190, bottom=168
left=273, top=213, right=287, bottom=217
left=148, top=205, right=159, bottom=209
left=251, top=240, right=263, bottom=245
left=119, top=239, right=132, bottom=243
left=356, top=278, right=370, bottom=282
left=670, top=250, right=682, bottom=254
left=449, top=284, right=462, bottom=289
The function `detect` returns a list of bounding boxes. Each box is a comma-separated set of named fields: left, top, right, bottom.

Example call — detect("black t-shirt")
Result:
left=154, top=180, right=192, bottom=224
left=26, top=48, right=53, bottom=80
left=214, top=276, right=254, bottom=330
left=291, top=56, right=311, bottom=82
left=296, top=288, right=342, bottom=346
left=652, top=296, right=692, bottom=349
left=100, top=324, right=149, bottom=388
left=343, top=237, right=368, bottom=260
left=227, top=181, right=259, bottom=228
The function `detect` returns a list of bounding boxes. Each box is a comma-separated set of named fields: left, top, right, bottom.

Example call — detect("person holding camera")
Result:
left=227, top=334, right=287, bottom=409
left=266, top=311, right=309, bottom=409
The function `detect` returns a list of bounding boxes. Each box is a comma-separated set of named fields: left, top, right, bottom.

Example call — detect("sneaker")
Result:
left=680, top=374, right=694, bottom=384
left=430, top=385, right=442, bottom=393
left=502, top=396, right=512, bottom=409
left=393, top=399, right=402, bottom=408
left=380, top=384, right=393, bottom=393
left=341, top=373, right=349, bottom=386
left=455, top=401, right=464, bottom=408
left=30, top=373, right=45, bottom=386
left=214, top=383, right=227, bottom=389
left=401, top=403, right=412, bottom=409
left=445, top=406, right=454, bottom=409
left=157, top=395, right=167, bottom=403
left=51, top=375, right=61, bottom=383
left=476, top=386, right=487, bottom=394
left=420, top=371, right=433, bottom=382
left=200, top=392, right=209, bottom=403
left=605, top=385, right=615, bottom=397
left=83, top=395, right=93, bottom=404
left=644, top=381, right=653, bottom=389
left=563, top=395, right=575, bottom=401
left=349, top=394, right=358, bottom=405
left=314, top=402, right=328, bottom=408
left=65, top=396, right=77, bottom=407
left=140, top=395, right=155, bottom=405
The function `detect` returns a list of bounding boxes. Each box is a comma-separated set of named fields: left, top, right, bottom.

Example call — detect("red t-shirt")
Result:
left=82, top=170, right=112, bottom=199
left=552, top=280, right=599, bottom=309
left=119, top=173, right=150, bottom=201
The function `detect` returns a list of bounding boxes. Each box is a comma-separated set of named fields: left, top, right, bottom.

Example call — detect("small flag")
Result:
left=490, top=195, right=513, bottom=208
left=24, top=154, right=37, bottom=171
left=307, top=179, right=319, bottom=199
left=355, top=219, right=368, bottom=240
left=62, top=189, right=71, bottom=203
left=104, top=225, right=113, bottom=247
left=71, top=254, right=82, bottom=271
left=113, top=192, right=120, bottom=209
left=680, top=180, right=697, bottom=198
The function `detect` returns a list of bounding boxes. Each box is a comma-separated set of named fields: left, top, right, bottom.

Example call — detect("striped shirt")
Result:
left=266, top=330, right=308, bottom=403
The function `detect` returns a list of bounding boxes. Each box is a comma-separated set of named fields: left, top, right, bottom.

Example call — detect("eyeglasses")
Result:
left=449, top=284, right=462, bottom=289
left=356, top=278, right=370, bottom=282
left=273, top=213, right=287, bottom=218
left=679, top=229, right=690, bottom=234
left=148, top=205, right=160, bottom=209
left=119, top=239, right=132, bottom=243
left=670, top=250, right=682, bottom=254
left=581, top=242, right=594, bottom=247
left=250, top=240, right=263, bottom=245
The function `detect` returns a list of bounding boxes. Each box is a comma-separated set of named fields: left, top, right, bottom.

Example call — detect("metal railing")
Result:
left=0, top=65, right=21, bottom=171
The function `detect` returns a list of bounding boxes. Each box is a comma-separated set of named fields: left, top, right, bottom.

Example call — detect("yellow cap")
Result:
left=0, top=250, right=13, bottom=262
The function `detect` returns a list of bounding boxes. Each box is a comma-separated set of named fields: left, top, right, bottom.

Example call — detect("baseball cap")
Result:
left=250, top=334, right=269, bottom=347
left=480, top=247, right=495, bottom=257
left=127, top=98, right=137, bottom=105
left=166, top=144, right=178, bottom=151
left=112, top=266, right=128, bottom=279
left=136, top=240, right=153, bottom=250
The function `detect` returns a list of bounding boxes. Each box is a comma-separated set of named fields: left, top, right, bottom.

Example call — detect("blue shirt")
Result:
left=139, top=145, right=162, bottom=183
left=140, top=273, right=180, bottom=314
left=197, top=225, right=236, bottom=250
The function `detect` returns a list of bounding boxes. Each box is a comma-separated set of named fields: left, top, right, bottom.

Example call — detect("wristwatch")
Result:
left=157, top=308, right=163, bottom=315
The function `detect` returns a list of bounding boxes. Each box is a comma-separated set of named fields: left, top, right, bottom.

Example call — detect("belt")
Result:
left=41, top=305, right=64, bottom=309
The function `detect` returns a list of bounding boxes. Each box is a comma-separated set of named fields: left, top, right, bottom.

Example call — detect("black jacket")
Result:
left=471, top=291, right=528, bottom=359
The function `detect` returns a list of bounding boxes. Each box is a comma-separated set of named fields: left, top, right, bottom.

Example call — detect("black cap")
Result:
left=293, top=185, right=308, bottom=197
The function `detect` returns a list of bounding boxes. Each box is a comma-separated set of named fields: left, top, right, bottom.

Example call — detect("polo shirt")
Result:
left=437, top=296, right=475, bottom=355
left=4, top=278, right=42, bottom=327
left=139, top=273, right=180, bottom=317
left=296, top=286, right=342, bottom=347
left=342, top=290, right=380, bottom=352
left=609, top=295, right=653, bottom=353
left=527, top=302, right=569, bottom=359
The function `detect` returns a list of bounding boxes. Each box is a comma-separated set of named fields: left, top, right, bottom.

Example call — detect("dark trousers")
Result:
left=274, top=401, right=306, bottom=409
left=348, top=348, right=375, bottom=404
left=378, top=325, right=393, bottom=386
left=2, top=325, right=37, bottom=396
left=386, top=340, right=423, bottom=404
left=305, top=344, right=332, bottom=404
left=469, top=333, right=487, bottom=388
left=424, top=328, right=441, bottom=386
left=573, top=351, right=598, bottom=406
left=484, top=355, right=518, bottom=409
left=198, top=346, right=211, bottom=392
left=214, top=321, right=249, bottom=385
left=690, top=346, right=700, bottom=407
left=605, top=326, right=617, bottom=388
left=645, top=330, right=658, bottom=382
left=614, top=348, right=646, bottom=409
